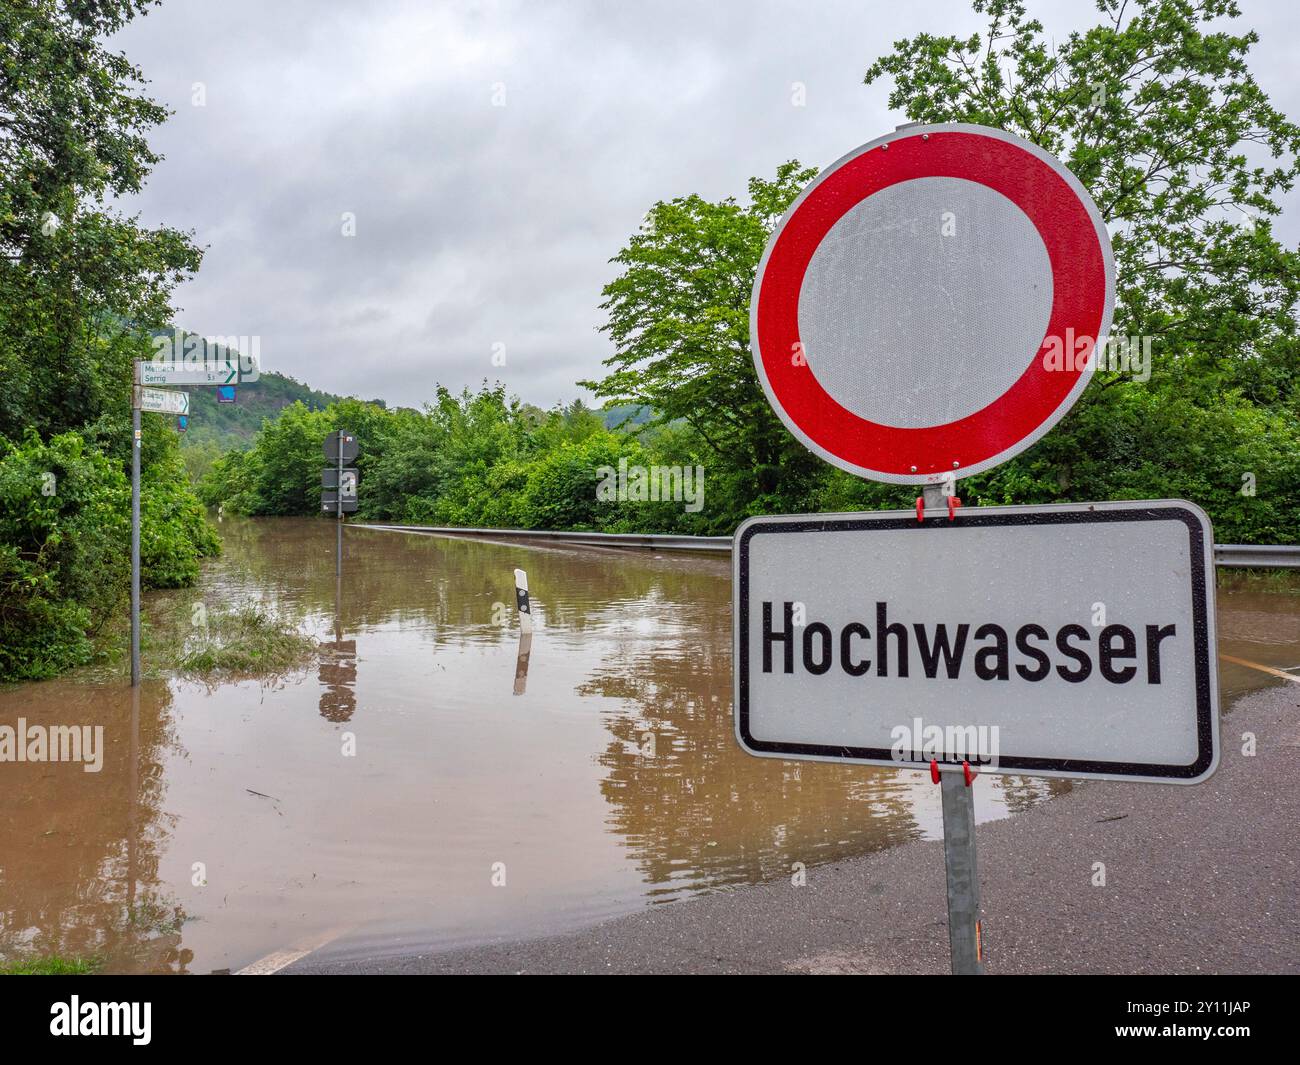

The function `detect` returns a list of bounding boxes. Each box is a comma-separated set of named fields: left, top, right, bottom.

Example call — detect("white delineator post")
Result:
left=514, top=568, right=533, bottom=633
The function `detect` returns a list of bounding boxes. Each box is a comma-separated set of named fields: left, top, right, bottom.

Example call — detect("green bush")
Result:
left=0, top=425, right=222, bottom=680
left=141, top=448, right=222, bottom=588
left=957, top=385, right=1300, bottom=545
left=197, top=447, right=260, bottom=514
left=519, top=435, right=629, bottom=531
left=0, top=431, right=129, bottom=679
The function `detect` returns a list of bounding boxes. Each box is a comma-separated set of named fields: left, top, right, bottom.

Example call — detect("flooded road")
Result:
left=0, top=517, right=1294, bottom=973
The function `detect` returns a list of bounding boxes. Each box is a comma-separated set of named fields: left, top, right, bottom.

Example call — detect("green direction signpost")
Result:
left=139, top=351, right=260, bottom=386
left=139, top=361, right=235, bottom=386
left=128, top=357, right=260, bottom=686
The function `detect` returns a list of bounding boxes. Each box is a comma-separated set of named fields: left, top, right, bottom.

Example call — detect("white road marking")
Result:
left=1221, top=654, right=1300, bottom=685
left=234, top=925, right=354, bottom=975
left=234, top=948, right=310, bottom=975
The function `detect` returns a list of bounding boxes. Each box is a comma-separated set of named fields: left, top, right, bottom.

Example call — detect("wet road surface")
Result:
left=287, top=684, right=1298, bottom=974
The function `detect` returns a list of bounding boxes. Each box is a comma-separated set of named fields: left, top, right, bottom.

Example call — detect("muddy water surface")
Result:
left=0, top=518, right=1291, bottom=972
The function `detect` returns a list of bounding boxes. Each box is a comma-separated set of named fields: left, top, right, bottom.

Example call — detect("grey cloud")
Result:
left=112, top=0, right=1300, bottom=406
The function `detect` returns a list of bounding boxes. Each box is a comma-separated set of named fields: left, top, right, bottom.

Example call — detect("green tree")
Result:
left=581, top=0, right=1300, bottom=541
left=243, top=401, right=331, bottom=516
left=0, top=0, right=203, bottom=442
left=583, top=163, right=831, bottom=521
left=864, top=0, right=1300, bottom=532
left=0, top=1, right=215, bottom=678
left=197, top=447, right=260, bottom=514
left=139, top=446, right=221, bottom=586
left=865, top=0, right=1300, bottom=392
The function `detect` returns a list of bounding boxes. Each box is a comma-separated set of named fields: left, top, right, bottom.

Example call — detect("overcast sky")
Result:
left=112, top=0, right=1300, bottom=409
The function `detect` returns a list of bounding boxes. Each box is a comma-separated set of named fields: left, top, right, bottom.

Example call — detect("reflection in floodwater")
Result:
left=0, top=517, right=1292, bottom=972
left=319, top=571, right=358, bottom=722
left=0, top=680, right=191, bottom=972
left=317, top=638, right=357, bottom=723
left=513, top=631, right=533, bottom=696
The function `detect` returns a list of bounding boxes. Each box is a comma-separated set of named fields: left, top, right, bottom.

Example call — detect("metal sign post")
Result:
left=322, top=431, right=359, bottom=575
left=734, top=499, right=1219, bottom=975
left=336, top=431, right=344, bottom=577
left=128, top=353, right=260, bottom=686
left=940, top=765, right=983, bottom=973
left=131, top=367, right=142, bottom=687
left=923, top=481, right=983, bottom=974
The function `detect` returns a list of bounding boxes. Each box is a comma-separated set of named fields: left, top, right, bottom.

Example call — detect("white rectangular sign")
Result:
left=135, top=386, right=189, bottom=415
left=139, top=359, right=237, bottom=386
left=138, top=353, right=258, bottom=385
left=734, top=500, right=1218, bottom=784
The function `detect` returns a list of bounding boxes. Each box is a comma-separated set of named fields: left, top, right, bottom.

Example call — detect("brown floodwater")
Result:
left=0, top=517, right=1294, bottom=973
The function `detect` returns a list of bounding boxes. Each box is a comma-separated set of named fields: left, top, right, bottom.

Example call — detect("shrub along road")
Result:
left=284, top=684, right=1299, bottom=975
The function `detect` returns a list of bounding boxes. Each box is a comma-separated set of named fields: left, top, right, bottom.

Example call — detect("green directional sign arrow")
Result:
left=137, top=357, right=250, bottom=387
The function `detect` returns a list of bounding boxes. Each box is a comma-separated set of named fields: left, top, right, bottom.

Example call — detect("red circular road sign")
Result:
left=750, top=123, right=1114, bottom=484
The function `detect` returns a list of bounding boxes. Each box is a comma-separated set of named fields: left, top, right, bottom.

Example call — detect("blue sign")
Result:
left=217, top=384, right=236, bottom=404
left=176, top=415, right=189, bottom=432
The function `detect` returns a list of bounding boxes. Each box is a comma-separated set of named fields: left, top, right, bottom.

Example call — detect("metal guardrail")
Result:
left=354, top=523, right=1300, bottom=569
left=1214, top=544, right=1300, bottom=569
left=354, top=524, right=733, bottom=552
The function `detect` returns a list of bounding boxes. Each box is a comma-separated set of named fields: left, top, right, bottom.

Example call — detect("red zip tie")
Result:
left=948, top=496, right=962, bottom=521
left=930, top=759, right=940, bottom=784
left=916, top=496, right=925, bottom=523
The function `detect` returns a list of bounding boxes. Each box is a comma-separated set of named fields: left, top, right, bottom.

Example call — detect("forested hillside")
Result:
left=178, top=371, right=344, bottom=481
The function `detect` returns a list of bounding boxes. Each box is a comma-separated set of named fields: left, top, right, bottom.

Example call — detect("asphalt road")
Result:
left=284, top=684, right=1299, bottom=975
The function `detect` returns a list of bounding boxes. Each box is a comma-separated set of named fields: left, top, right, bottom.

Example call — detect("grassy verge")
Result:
left=83, top=598, right=317, bottom=682
left=1217, top=568, right=1300, bottom=594
left=174, top=604, right=318, bottom=675
left=0, top=955, right=103, bottom=975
